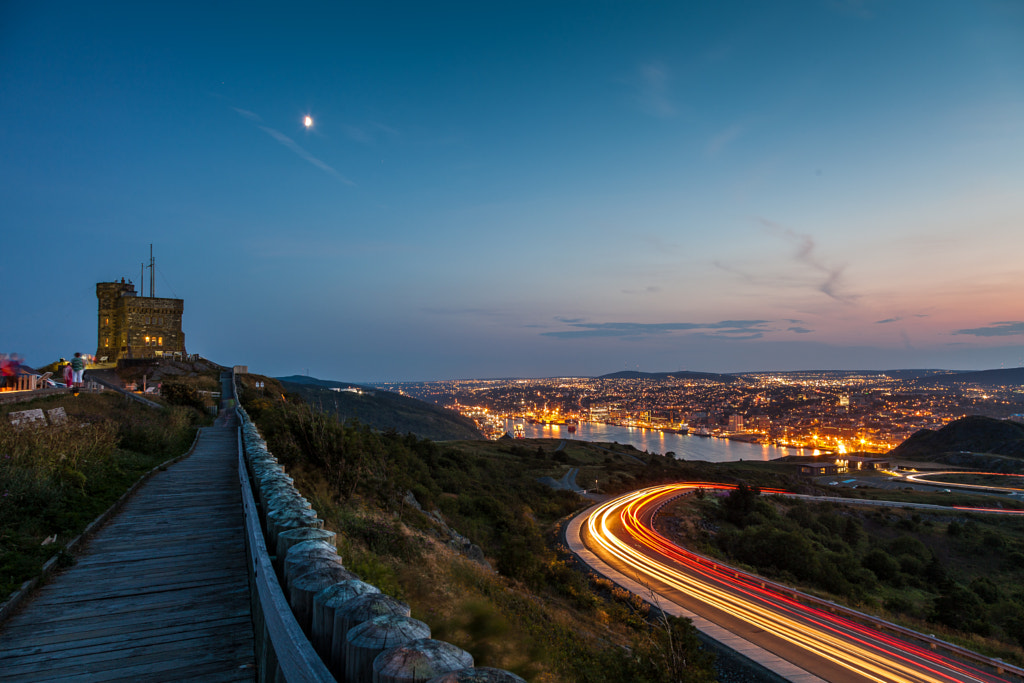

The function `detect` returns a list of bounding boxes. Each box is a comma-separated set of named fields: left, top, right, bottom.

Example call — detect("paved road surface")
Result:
left=568, top=484, right=1019, bottom=683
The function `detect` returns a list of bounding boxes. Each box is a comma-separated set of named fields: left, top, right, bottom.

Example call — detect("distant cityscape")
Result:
left=376, top=371, right=1024, bottom=453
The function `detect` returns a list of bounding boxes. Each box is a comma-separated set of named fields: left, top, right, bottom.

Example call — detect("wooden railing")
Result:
left=237, top=427, right=334, bottom=682
left=231, top=371, right=524, bottom=683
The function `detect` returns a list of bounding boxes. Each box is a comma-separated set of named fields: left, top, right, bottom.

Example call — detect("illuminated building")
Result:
left=96, top=278, right=185, bottom=362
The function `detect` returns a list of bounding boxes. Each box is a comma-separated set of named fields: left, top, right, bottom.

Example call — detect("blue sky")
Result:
left=2, top=1, right=1023, bottom=380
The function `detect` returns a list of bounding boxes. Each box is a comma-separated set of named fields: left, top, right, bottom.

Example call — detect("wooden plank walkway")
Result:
left=0, top=416, right=256, bottom=682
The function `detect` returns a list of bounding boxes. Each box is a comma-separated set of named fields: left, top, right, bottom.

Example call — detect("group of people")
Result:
left=0, top=352, right=88, bottom=392
left=61, top=353, right=87, bottom=390
left=0, top=353, right=24, bottom=390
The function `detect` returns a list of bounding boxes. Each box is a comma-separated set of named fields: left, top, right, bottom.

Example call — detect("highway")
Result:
left=572, top=484, right=1020, bottom=683
left=903, top=471, right=1024, bottom=495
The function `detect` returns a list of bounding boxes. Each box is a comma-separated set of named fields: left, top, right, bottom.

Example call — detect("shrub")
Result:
left=161, top=381, right=205, bottom=411
left=862, top=549, right=901, bottom=583
left=970, top=576, right=1001, bottom=604
left=932, top=583, right=986, bottom=633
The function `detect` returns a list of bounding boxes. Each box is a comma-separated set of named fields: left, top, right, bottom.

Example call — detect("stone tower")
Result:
left=96, top=278, right=185, bottom=362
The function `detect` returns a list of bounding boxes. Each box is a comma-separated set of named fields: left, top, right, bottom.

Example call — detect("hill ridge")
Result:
left=277, top=375, right=482, bottom=441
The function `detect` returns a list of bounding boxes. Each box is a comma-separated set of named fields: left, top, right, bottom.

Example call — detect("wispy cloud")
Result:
left=257, top=126, right=354, bottom=185
left=342, top=125, right=374, bottom=144
left=232, top=107, right=261, bottom=122
left=232, top=106, right=353, bottom=185
left=788, top=326, right=813, bottom=334
left=542, top=320, right=771, bottom=339
left=760, top=218, right=854, bottom=303
left=700, top=332, right=765, bottom=341
left=631, top=61, right=676, bottom=118
left=343, top=121, right=400, bottom=144
left=622, top=285, right=662, bottom=295
left=706, top=123, right=746, bottom=157
left=421, top=306, right=503, bottom=317
left=953, top=321, right=1024, bottom=337
left=877, top=314, right=930, bottom=324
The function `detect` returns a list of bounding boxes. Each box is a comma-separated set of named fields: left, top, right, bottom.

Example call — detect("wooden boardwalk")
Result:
left=0, top=417, right=256, bottom=682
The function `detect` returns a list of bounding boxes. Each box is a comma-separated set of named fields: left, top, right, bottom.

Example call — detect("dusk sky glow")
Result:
left=2, top=2, right=1023, bottom=381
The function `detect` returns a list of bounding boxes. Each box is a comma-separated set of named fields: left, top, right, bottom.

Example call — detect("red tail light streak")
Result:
left=580, top=484, right=1019, bottom=683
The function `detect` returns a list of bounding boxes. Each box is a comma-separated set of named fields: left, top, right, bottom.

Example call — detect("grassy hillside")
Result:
left=243, top=393, right=719, bottom=682
left=241, top=384, right=1024, bottom=674
left=278, top=375, right=482, bottom=441
left=911, top=367, right=1024, bottom=388
left=0, top=392, right=207, bottom=602
left=889, top=416, right=1024, bottom=469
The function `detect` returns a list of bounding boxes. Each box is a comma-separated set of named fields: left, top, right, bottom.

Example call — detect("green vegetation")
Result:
left=276, top=376, right=483, bottom=441
left=0, top=392, right=207, bottom=601
left=890, top=415, right=1024, bottom=465
left=238, top=373, right=1024, bottom=676
left=661, top=486, right=1024, bottom=664
left=244, top=390, right=718, bottom=682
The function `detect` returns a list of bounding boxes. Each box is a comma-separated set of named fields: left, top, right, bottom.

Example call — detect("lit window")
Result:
left=158, top=337, right=163, bottom=346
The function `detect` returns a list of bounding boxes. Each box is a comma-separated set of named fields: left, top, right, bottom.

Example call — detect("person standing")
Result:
left=70, top=352, right=85, bottom=389
left=62, top=358, right=74, bottom=390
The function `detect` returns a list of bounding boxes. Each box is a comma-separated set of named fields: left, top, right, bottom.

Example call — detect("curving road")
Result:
left=903, top=471, right=1024, bottom=495
left=569, top=483, right=1021, bottom=683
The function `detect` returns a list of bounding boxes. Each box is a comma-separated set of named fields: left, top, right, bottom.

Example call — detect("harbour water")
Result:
left=503, top=419, right=810, bottom=464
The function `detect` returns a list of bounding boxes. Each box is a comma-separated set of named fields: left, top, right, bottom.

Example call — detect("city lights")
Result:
left=376, top=372, right=1023, bottom=452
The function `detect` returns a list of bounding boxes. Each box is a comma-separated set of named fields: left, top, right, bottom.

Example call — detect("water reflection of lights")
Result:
left=583, top=484, right=1014, bottom=683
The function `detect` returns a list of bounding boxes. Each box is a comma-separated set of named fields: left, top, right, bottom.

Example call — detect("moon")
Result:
left=303, top=115, right=313, bottom=128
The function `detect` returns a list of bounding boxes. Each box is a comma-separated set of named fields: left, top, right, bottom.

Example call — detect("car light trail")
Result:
left=904, top=471, right=1024, bottom=494
left=582, top=484, right=1014, bottom=683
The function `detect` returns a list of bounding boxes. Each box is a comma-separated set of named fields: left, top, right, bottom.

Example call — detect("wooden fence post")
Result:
left=372, top=639, right=473, bottom=683
left=345, top=615, right=430, bottom=683
left=331, top=594, right=411, bottom=677
left=289, top=566, right=357, bottom=634
left=312, top=580, right=382, bottom=665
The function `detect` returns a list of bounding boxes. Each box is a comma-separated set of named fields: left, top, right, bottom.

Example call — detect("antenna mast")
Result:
left=140, top=263, right=144, bottom=296
left=149, top=244, right=155, bottom=298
